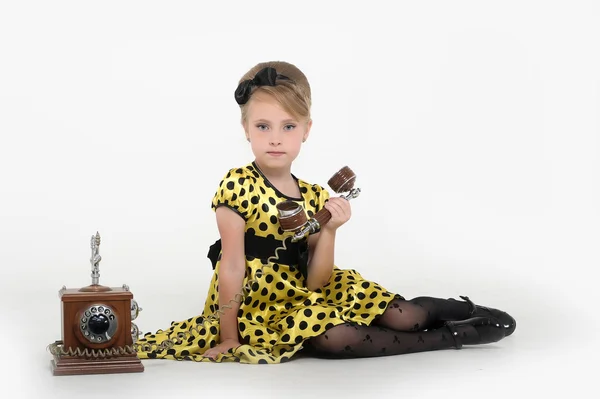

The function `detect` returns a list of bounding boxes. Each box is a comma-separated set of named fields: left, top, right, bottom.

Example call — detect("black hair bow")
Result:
left=234, top=67, right=290, bottom=105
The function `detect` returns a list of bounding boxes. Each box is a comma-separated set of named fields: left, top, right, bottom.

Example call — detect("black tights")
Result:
left=305, top=296, right=479, bottom=358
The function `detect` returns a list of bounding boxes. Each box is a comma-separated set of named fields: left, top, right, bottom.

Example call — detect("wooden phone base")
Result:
left=51, top=355, right=144, bottom=376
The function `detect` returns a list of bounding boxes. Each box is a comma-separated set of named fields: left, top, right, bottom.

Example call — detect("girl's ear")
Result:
left=303, top=119, right=313, bottom=141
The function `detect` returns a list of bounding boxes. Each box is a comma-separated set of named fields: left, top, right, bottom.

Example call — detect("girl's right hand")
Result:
left=202, top=338, right=241, bottom=360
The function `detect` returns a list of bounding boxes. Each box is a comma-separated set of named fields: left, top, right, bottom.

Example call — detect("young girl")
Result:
left=136, top=61, right=516, bottom=364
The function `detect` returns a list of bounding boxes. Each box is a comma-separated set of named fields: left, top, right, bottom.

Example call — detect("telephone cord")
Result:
left=48, top=236, right=295, bottom=359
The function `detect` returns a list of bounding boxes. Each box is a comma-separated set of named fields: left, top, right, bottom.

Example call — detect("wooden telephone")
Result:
left=49, top=232, right=144, bottom=376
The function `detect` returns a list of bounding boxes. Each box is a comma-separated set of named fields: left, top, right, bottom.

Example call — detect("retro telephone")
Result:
left=48, top=166, right=360, bottom=375
left=48, top=232, right=144, bottom=376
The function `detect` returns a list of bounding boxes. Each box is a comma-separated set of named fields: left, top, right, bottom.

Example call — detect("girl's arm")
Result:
left=215, top=206, right=247, bottom=342
left=305, top=227, right=336, bottom=291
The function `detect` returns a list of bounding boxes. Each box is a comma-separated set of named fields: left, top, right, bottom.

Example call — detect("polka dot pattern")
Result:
left=136, top=161, right=401, bottom=364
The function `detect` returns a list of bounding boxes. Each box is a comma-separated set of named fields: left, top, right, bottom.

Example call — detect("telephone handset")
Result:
left=48, top=166, right=360, bottom=375
left=276, top=165, right=360, bottom=240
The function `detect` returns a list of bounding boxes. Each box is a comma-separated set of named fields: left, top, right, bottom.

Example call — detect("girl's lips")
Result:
left=267, top=152, right=285, bottom=156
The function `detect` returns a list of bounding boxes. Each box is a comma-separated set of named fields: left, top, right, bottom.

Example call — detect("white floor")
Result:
left=2, top=275, right=596, bottom=399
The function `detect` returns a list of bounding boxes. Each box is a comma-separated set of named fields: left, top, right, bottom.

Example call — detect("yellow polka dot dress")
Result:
left=136, top=161, right=402, bottom=364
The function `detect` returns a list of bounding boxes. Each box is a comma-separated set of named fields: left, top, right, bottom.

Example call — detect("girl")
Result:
left=136, top=61, right=516, bottom=364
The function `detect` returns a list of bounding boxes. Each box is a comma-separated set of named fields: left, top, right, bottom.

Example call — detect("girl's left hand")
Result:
left=322, top=197, right=351, bottom=232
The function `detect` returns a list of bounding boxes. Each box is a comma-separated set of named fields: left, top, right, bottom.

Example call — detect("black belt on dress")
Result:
left=207, top=233, right=309, bottom=279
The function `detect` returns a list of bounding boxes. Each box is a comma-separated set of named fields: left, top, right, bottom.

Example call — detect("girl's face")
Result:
left=243, top=94, right=311, bottom=170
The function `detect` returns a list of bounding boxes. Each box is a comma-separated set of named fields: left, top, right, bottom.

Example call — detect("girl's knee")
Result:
left=308, top=324, right=362, bottom=353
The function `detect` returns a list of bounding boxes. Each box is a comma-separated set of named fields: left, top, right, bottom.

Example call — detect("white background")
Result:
left=1, top=1, right=598, bottom=398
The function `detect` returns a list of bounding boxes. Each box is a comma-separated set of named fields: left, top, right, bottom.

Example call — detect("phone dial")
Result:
left=48, top=166, right=360, bottom=375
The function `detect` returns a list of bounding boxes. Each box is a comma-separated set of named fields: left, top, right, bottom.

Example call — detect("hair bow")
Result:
left=234, top=67, right=290, bottom=105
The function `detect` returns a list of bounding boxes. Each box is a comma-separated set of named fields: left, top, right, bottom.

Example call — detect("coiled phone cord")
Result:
left=48, top=167, right=360, bottom=359
left=47, top=236, right=294, bottom=359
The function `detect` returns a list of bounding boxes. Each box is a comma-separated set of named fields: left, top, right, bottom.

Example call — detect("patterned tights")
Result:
left=304, top=297, right=479, bottom=358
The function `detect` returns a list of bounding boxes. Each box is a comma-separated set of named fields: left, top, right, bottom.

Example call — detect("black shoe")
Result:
left=451, top=295, right=517, bottom=337
left=444, top=316, right=506, bottom=349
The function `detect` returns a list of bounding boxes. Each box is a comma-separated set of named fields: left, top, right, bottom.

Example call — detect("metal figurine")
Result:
left=90, top=232, right=102, bottom=286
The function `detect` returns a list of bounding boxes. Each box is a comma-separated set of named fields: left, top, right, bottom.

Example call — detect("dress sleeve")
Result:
left=211, top=168, right=252, bottom=221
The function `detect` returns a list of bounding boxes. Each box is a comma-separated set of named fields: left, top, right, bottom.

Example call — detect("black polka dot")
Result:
left=312, top=325, right=321, bottom=332
left=269, top=197, right=277, bottom=205
left=281, top=334, right=290, bottom=342
left=251, top=195, right=259, bottom=204
left=276, top=282, right=284, bottom=290
left=304, top=309, right=313, bottom=317
left=379, top=301, right=387, bottom=309
left=317, top=312, right=326, bottom=320
left=370, top=292, right=378, bottom=299
left=270, top=215, right=278, bottom=224
left=362, top=282, right=371, bottom=289
left=299, top=321, right=308, bottom=330
left=259, top=222, right=268, bottom=231
left=226, top=181, right=234, bottom=190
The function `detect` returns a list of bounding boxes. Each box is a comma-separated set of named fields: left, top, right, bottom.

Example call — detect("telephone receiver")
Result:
left=276, top=166, right=361, bottom=241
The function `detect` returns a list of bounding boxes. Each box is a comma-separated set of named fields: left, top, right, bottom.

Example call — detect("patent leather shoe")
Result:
left=444, top=316, right=506, bottom=349
left=451, top=295, right=517, bottom=336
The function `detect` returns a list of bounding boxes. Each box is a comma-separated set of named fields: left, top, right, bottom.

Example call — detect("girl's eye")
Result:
left=255, top=124, right=296, bottom=131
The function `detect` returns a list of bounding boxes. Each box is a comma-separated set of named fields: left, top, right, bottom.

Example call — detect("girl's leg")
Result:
left=372, top=297, right=472, bottom=332
left=305, top=317, right=504, bottom=359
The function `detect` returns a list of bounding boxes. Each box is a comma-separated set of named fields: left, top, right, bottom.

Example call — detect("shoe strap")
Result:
left=459, top=295, right=476, bottom=316
left=444, top=322, right=463, bottom=349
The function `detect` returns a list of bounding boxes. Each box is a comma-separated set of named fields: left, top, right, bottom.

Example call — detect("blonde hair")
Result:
left=237, top=61, right=312, bottom=125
